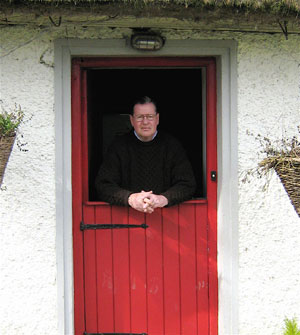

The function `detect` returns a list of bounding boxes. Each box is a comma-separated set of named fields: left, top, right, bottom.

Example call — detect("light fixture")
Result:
left=130, top=33, right=165, bottom=51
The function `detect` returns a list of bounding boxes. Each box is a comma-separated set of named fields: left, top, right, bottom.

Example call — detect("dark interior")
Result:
left=87, top=68, right=205, bottom=201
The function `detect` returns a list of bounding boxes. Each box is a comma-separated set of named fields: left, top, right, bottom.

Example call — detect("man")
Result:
left=95, top=96, right=196, bottom=213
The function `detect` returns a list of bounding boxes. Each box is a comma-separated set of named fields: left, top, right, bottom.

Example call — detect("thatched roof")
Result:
left=3, top=0, right=300, bottom=12
left=1, top=0, right=300, bottom=33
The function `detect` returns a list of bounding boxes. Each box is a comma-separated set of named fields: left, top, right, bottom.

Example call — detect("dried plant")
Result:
left=241, top=127, right=300, bottom=186
left=241, top=126, right=300, bottom=216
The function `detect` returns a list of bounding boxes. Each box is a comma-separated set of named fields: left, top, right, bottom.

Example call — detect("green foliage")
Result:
left=283, top=318, right=300, bottom=335
left=0, top=104, right=24, bottom=138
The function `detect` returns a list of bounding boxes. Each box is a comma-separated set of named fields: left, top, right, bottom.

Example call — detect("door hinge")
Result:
left=80, top=222, right=148, bottom=231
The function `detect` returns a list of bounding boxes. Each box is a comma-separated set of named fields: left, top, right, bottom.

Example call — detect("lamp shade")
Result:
left=131, top=33, right=164, bottom=51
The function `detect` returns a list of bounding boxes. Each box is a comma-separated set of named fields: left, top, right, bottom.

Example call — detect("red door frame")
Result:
left=71, top=57, right=218, bottom=335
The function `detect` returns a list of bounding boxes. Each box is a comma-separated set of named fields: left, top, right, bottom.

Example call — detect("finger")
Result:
left=145, top=206, right=154, bottom=214
left=144, top=205, right=152, bottom=213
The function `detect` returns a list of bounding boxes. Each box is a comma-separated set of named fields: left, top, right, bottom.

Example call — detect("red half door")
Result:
left=72, top=57, right=218, bottom=335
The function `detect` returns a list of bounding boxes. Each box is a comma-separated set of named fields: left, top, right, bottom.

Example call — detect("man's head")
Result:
left=130, top=96, right=159, bottom=142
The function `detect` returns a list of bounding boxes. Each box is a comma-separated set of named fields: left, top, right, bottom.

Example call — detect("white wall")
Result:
left=237, top=33, right=300, bottom=334
left=0, top=28, right=57, bottom=335
left=0, top=24, right=299, bottom=335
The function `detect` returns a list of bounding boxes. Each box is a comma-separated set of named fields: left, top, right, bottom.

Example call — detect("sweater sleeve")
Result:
left=161, top=138, right=196, bottom=206
left=95, top=140, right=133, bottom=206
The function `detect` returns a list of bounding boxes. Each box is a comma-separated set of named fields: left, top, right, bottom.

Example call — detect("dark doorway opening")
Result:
left=87, top=68, right=205, bottom=201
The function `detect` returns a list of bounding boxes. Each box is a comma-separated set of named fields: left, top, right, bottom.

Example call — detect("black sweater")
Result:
left=95, top=130, right=196, bottom=206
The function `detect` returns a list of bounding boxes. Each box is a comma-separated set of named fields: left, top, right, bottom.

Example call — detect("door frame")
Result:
left=54, top=38, right=238, bottom=335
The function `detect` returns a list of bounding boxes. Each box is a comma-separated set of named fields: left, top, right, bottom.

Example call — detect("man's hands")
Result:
left=143, top=192, right=168, bottom=213
left=128, top=191, right=168, bottom=213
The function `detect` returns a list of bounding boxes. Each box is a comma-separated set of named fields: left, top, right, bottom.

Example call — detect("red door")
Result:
left=72, top=57, right=218, bottom=335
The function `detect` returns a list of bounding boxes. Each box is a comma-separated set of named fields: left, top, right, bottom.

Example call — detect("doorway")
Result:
left=71, top=57, right=218, bottom=335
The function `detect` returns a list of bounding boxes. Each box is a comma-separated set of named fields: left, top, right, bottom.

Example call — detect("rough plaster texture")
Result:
left=0, top=25, right=300, bottom=335
left=0, top=29, right=57, bottom=335
left=237, top=34, right=300, bottom=335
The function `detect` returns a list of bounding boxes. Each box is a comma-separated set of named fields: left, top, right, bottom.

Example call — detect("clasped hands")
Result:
left=128, top=191, right=168, bottom=214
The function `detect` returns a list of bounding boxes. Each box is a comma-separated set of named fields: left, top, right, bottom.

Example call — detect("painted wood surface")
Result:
left=82, top=202, right=209, bottom=335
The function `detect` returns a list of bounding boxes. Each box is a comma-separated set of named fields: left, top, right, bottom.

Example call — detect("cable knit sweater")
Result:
left=95, top=130, right=196, bottom=207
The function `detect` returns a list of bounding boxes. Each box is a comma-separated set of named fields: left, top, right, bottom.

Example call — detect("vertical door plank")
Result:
left=179, top=203, right=198, bottom=335
left=128, top=208, right=148, bottom=333
left=83, top=205, right=98, bottom=332
left=112, top=206, right=131, bottom=332
left=95, top=205, right=114, bottom=333
left=195, top=204, right=209, bottom=333
left=162, top=206, right=181, bottom=334
left=146, top=209, right=164, bottom=334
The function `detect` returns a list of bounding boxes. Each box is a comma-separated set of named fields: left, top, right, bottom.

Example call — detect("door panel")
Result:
left=82, top=202, right=209, bottom=335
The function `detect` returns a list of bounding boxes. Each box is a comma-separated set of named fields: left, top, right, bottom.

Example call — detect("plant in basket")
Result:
left=0, top=103, right=25, bottom=186
left=241, top=126, right=300, bottom=217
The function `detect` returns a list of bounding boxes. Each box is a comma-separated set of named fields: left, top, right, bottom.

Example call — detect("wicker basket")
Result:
left=259, top=149, right=300, bottom=218
left=274, top=157, right=300, bottom=218
left=0, top=135, right=16, bottom=186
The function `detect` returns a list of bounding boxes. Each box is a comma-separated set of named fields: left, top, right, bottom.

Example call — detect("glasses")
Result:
left=133, top=114, right=157, bottom=122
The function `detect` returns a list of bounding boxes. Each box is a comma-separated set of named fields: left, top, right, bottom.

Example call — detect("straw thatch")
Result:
left=3, top=0, right=300, bottom=9
left=260, top=148, right=300, bottom=217
left=0, top=1, right=299, bottom=34
left=3, top=0, right=300, bottom=10
left=1, top=0, right=300, bottom=31
left=2, top=0, right=300, bottom=14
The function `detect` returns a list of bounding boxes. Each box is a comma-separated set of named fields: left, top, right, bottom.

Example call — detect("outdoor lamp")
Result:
left=130, top=33, right=165, bottom=51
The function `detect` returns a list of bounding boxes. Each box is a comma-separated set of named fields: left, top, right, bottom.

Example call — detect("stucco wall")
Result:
left=237, top=34, right=300, bottom=334
left=0, top=25, right=299, bottom=335
left=0, top=28, right=57, bottom=334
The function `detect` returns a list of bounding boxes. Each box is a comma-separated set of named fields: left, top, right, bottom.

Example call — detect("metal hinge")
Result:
left=80, top=222, right=148, bottom=231
left=84, top=332, right=147, bottom=335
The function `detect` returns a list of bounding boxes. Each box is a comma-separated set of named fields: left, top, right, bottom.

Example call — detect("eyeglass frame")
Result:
left=132, top=113, right=158, bottom=122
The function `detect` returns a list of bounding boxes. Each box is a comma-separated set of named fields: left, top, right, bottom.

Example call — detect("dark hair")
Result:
left=131, top=96, right=157, bottom=114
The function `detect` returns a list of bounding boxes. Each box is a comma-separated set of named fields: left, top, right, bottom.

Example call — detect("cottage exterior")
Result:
left=1, top=1, right=300, bottom=334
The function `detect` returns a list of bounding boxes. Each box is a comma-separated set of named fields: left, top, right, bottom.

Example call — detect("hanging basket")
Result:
left=274, top=157, right=300, bottom=217
left=260, top=151, right=300, bottom=218
left=0, top=135, right=16, bottom=186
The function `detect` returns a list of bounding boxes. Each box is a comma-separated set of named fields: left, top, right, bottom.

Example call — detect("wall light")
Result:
left=131, top=33, right=165, bottom=51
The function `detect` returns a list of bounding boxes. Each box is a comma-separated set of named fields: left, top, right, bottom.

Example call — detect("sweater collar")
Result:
left=134, top=130, right=158, bottom=142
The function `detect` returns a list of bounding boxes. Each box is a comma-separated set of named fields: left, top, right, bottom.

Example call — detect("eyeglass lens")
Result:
left=135, top=114, right=156, bottom=121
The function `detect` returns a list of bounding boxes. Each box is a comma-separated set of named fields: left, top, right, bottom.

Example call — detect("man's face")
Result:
left=130, top=102, right=159, bottom=142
